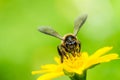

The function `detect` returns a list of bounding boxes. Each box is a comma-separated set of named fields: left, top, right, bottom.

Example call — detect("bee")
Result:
left=38, top=14, right=87, bottom=63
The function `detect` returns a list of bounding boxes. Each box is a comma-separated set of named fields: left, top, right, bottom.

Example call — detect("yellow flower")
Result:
left=32, top=47, right=119, bottom=80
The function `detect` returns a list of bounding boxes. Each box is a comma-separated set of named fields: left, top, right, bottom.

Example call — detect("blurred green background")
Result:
left=0, top=0, right=120, bottom=80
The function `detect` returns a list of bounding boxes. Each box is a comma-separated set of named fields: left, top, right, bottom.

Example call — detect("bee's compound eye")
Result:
left=72, top=41, right=75, bottom=44
left=66, top=41, right=70, bottom=45
left=66, top=41, right=75, bottom=46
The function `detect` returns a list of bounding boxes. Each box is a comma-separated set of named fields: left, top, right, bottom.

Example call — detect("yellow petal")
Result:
left=85, top=53, right=119, bottom=69
left=81, top=52, right=89, bottom=63
left=81, top=52, right=89, bottom=59
left=54, top=57, right=61, bottom=64
left=90, top=47, right=113, bottom=59
left=32, top=70, right=50, bottom=75
left=98, top=53, right=119, bottom=63
left=41, top=64, right=58, bottom=69
left=37, top=72, right=64, bottom=80
left=85, top=58, right=98, bottom=69
left=75, top=68, right=84, bottom=74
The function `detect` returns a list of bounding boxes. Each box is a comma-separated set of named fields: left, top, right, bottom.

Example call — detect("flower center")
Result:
left=63, top=52, right=84, bottom=69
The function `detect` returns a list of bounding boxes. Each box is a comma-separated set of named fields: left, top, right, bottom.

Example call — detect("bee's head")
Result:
left=63, top=34, right=77, bottom=49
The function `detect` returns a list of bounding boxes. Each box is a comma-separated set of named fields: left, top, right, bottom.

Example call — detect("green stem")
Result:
left=64, top=70, right=87, bottom=80
left=69, top=71, right=86, bottom=80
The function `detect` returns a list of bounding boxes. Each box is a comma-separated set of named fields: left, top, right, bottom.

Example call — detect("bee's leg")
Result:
left=76, top=42, right=81, bottom=56
left=61, top=46, right=68, bottom=59
left=76, top=41, right=81, bottom=53
left=57, top=45, right=64, bottom=63
left=71, top=51, right=76, bottom=57
left=57, top=45, right=68, bottom=63
left=78, top=43, right=81, bottom=52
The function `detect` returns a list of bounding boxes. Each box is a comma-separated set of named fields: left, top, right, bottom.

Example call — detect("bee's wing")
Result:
left=38, top=27, right=63, bottom=40
left=73, top=14, right=87, bottom=36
